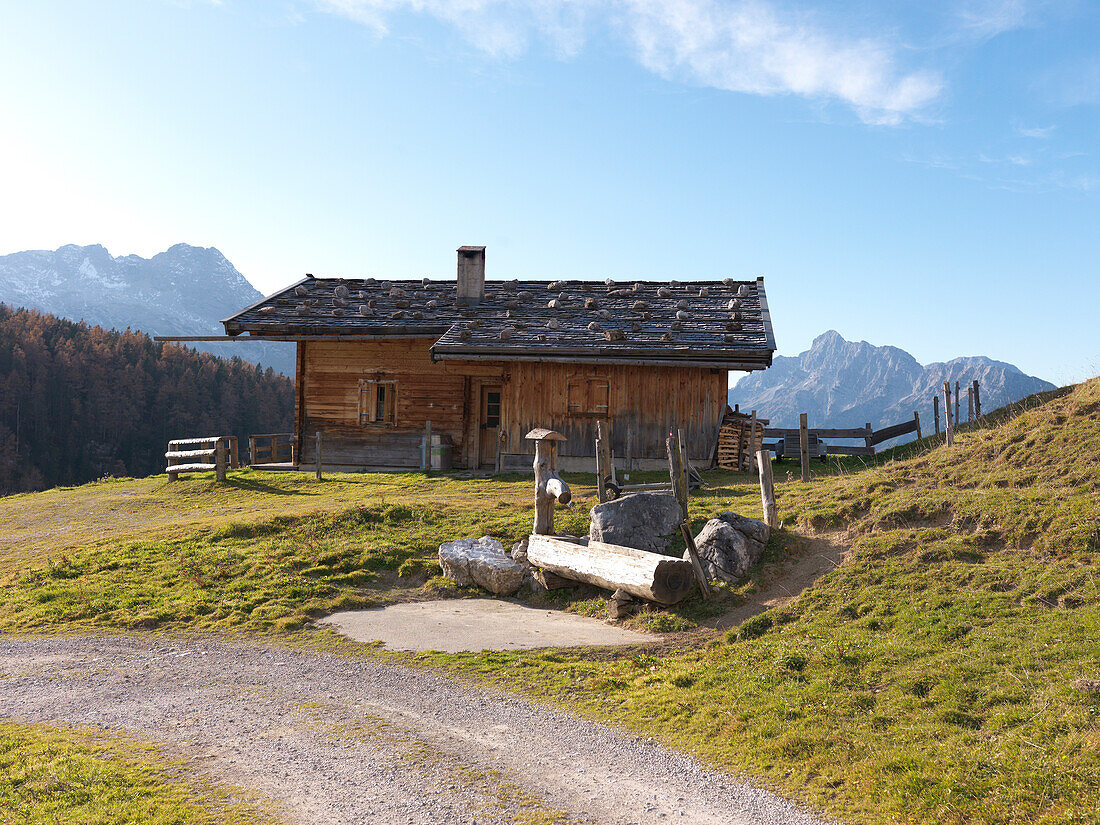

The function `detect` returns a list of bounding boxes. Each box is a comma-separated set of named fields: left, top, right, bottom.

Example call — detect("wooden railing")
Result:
left=165, top=436, right=239, bottom=481
left=249, top=433, right=296, bottom=465
left=763, top=412, right=922, bottom=458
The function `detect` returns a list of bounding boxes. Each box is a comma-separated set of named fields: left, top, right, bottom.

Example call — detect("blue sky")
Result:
left=0, top=0, right=1097, bottom=384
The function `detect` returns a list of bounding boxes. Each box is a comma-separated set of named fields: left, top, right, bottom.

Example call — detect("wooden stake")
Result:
left=215, top=438, right=227, bottom=482
left=494, top=427, right=503, bottom=474
left=315, top=431, right=323, bottom=481
left=944, top=383, right=955, bottom=447
left=913, top=410, right=922, bottom=440
left=799, top=413, right=810, bottom=483
left=595, top=423, right=607, bottom=503
left=934, top=395, right=941, bottom=435
left=422, top=419, right=432, bottom=471
left=666, top=434, right=711, bottom=598
left=757, top=448, right=778, bottom=528
left=748, top=410, right=758, bottom=472
left=973, top=380, right=981, bottom=418
left=955, top=380, right=961, bottom=428
left=968, top=387, right=974, bottom=423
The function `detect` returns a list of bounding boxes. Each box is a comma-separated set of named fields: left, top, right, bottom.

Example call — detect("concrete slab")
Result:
left=319, top=599, right=652, bottom=652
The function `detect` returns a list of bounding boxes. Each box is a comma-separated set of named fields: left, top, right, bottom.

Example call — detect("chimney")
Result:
left=457, top=246, right=485, bottom=305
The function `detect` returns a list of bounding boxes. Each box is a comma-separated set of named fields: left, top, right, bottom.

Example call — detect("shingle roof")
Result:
left=222, top=275, right=776, bottom=369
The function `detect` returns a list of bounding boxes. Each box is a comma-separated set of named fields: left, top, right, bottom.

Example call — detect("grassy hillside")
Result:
left=1, top=378, right=1097, bottom=824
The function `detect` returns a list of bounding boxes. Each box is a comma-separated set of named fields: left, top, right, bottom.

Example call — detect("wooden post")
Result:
left=248, top=436, right=256, bottom=466
left=421, top=420, right=431, bottom=471
left=799, top=413, right=810, bottom=483
left=494, top=428, right=504, bottom=474
left=667, top=433, right=711, bottom=599
left=748, top=411, right=758, bottom=472
left=595, top=424, right=607, bottom=503
left=624, top=427, right=633, bottom=481
left=913, top=411, right=922, bottom=440
left=530, top=429, right=570, bottom=536
left=215, top=438, right=227, bottom=482
left=973, top=380, right=981, bottom=419
left=955, top=380, right=961, bottom=428
left=864, top=422, right=873, bottom=453
left=597, top=419, right=614, bottom=490
left=944, top=382, right=955, bottom=446
left=968, top=387, right=974, bottom=423
left=757, top=449, right=778, bottom=528
left=315, top=431, right=323, bottom=481
left=934, top=395, right=941, bottom=435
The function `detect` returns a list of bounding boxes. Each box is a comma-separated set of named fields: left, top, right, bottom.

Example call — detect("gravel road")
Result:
left=0, top=635, right=830, bottom=825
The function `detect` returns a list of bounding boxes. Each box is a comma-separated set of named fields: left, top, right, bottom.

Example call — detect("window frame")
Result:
left=358, top=378, right=398, bottom=426
left=566, top=375, right=610, bottom=418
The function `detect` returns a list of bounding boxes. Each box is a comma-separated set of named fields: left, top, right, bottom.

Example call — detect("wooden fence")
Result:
left=165, top=435, right=239, bottom=481
left=762, top=412, right=922, bottom=459
left=249, top=433, right=295, bottom=465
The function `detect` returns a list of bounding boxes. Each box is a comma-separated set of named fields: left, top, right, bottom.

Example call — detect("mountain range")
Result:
left=728, top=330, right=1055, bottom=439
left=0, top=244, right=294, bottom=375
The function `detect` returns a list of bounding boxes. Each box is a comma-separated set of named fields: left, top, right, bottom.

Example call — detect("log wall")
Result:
left=295, top=339, right=728, bottom=469
left=298, top=339, right=468, bottom=468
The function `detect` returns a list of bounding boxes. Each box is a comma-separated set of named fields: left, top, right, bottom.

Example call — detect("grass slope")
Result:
left=0, top=379, right=1097, bottom=824
left=0, top=722, right=274, bottom=824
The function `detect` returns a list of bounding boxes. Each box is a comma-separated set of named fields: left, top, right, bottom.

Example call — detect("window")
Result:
left=484, top=390, right=501, bottom=427
left=359, top=379, right=397, bottom=425
left=566, top=377, right=609, bottom=417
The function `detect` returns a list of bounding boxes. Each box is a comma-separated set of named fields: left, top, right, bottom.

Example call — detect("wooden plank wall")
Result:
left=497, top=361, right=726, bottom=463
left=299, top=339, right=468, bottom=468
left=295, top=340, right=727, bottom=469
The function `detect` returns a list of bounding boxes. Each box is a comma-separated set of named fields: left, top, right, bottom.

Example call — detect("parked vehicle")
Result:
left=772, top=435, right=828, bottom=462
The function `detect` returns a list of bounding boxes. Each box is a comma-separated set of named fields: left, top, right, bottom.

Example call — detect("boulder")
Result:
left=588, top=493, right=684, bottom=554
left=686, top=513, right=770, bottom=582
left=438, top=536, right=525, bottom=595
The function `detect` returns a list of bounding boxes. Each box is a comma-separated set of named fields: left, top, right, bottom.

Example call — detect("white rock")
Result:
left=438, top=536, right=525, bottom=595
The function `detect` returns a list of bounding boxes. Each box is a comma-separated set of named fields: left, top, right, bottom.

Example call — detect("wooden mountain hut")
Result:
left=221, top=246, right=776, bottom=471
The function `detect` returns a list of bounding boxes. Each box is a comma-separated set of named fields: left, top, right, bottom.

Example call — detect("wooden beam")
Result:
left=973, top=380, right=982, bottom=418
left=757, top=449, right=778, bottom=528
left=526, top=534, right=694, bottom=605
left=799, top=413, right=810, bottom=483
left=315, top=430, right=323, bottom=480
left=944, top=382, right=955, bottom=447
left=934, top=395, right=940, bottom=435
left=914, top=410, right=922, bottom=440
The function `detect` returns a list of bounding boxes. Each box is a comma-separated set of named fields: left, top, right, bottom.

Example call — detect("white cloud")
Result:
left=312, top=0, right=943, bottom=124
left=954, top=0, right=1031, bottom=41
left=1017, top=124, right=1055, bottom=138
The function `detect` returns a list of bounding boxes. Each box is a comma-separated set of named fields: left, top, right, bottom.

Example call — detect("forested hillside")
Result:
left=0, top=304, right=293, bottom=494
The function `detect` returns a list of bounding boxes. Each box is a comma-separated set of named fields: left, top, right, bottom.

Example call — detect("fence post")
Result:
left=973, top=380, right=981, bottom=419
left=421, top=420, right=431, bottom=471
left=215, top=438, right=227, bottom=482
left=595, top=420, right=608, bottom=502
left=934, top=396, right=940, bottom=435
left=944, top=382, right=955, bottom=447
left=748, top=410, right=758, bottom=472
left=495, top=428, right=504, bottom=474
left=914, top=410, right=922, bottom=440
left=248, top=436, right=256, bottom=466
left=955, top=380, right=961, bottom=428
left=799, top=413, right=810, bottom=483
left=757, top=449, right=778, bottom=528
left=968, top=387, right=974, bottom=423
left=864, top=422, right=873, bottom=452
left=315, top=431, right=323, bottom=481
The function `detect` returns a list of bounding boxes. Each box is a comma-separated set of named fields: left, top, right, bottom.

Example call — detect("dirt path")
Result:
left=0, top=635, right=830, bottom=825
left=707, top=533, right=850, bottom=630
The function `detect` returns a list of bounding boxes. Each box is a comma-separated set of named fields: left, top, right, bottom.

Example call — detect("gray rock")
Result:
left=510, top=538, right=529, bottom=565
left=588, top=493, right=684, bottom=554
left=686, top=517, right=767, bottom=583
left=712, top=511, right=770, bottom=545
left=438, top=536, right=525, bottom=595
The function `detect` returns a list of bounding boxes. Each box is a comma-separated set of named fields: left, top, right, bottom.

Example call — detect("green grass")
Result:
left=0, top=721, right=274, bottom=824
left=412, top=378, right=1100, bottom=824
left=2, top=379, right=1098, bottom=824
